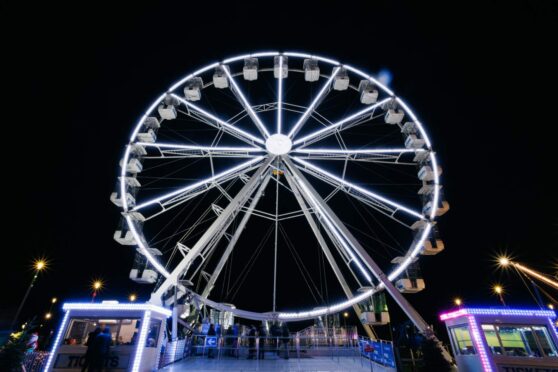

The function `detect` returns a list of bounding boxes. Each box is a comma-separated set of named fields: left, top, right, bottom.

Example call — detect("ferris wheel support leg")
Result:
left=284, top=168, right=375, bottom=340
left=149, top=157, right=274, bottom=306
left=200, top=174, right=272, bottom=299
left=284, top=157, right=454, bottom=364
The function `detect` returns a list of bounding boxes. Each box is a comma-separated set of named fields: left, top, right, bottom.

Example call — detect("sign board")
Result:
left=204, top=336, right=217, bottom=348
left=54, top=353, right=131, bottom=370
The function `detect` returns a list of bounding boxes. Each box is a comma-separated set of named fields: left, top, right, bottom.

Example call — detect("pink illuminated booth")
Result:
left=44, top=302, right=171, bottom=372
left=439, top=307, right=558, bottom=372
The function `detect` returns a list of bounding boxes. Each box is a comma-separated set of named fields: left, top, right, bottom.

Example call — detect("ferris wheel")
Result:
left=111, top=52, right=449, bottom=334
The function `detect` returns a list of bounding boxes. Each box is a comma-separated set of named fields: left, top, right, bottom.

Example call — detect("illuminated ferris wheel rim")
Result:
left=118, top=51, right=441, bottom=321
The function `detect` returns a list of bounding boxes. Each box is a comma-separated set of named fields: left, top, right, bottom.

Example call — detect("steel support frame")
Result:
left=200, top=173, right=272, bottom=299
left=150, top=157, right=274, bottom=305
left=283, top=167, right=375, bottom=339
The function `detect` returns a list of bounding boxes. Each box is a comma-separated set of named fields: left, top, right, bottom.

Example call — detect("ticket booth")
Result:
left=440, top=307, right=558, bottom=372
left=44, top=302, right=171, bottom=372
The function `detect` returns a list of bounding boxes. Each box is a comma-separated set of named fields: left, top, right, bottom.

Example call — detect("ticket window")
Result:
left=480, top=323, right=558, bottom=358
left=449, top=324, right=476, bottom=356
left=63, top=317, right=141, bottom=346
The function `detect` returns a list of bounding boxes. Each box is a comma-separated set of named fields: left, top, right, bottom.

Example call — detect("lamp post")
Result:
left=91, top=280, right=103, bottom=303
left=10, top=258, right=48, bottom=330
left=129, top=294, right=137, bottom=302
left=493, top=284, right=506, bottom=306
left=454, top=298, right=463, bottom=307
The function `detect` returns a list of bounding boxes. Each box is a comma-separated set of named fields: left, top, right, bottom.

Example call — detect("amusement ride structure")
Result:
left=110, top=51, right=450, bottom=356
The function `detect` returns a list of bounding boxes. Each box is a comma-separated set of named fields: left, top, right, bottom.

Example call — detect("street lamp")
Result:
left=454, top=298, right=463, bottom=307
left=91, top=279, right=104, bottom=303
left=10, top=257, right=48, bottom=330
left=343, top=312, right=349, bottom=329
left=129, top=294, right=137, bottom=302
left=493, top=284, right=506, bottom=306
left=45, top=312, right=52, bottom=320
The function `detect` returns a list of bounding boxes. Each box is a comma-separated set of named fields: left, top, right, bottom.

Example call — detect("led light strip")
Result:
left=293, top=98, right=390, bottom=146
left=44, top=310, right=71, bottom=372
left=293, top=157, right=425, bottom=219
left=277, top=56, right=283, bottom=134
left=288, top=66, right=341, bottom=138
left=133, top=156, right=264, bottom=211
left=222, top=65, right=270, bottom=138
left=62, top=302, right=172, bottom=317
left=131, top=310, right=151, bottom=372
left=440, top=307, right=557, bottom=320
left=468, top=315, right=494, bottom=372
left=137, top=142, right=263, bottom=153
left=170, top=94, right=265, bottom=145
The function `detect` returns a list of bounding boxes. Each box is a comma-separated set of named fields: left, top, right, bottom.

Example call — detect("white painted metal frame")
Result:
left=117, top=52, right=442, bottom=324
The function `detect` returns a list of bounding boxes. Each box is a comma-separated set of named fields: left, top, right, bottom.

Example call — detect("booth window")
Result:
left=480, top=323, right=558, bottom=358
left=532, top=326, right=558, bottom=357
left=481, top=325, right=503, bottom=355
left=64, top=317, right=141, bottom=346
left=450, top=324, right=476, bottom=355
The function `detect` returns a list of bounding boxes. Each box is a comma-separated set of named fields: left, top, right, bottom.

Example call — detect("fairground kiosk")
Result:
left=439, top=307, right=558, bottom=372
left=44, top=302, right=171, bottom=372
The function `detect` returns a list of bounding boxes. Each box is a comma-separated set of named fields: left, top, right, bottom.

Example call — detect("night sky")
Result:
left=3, top=1, right=557, bottom=337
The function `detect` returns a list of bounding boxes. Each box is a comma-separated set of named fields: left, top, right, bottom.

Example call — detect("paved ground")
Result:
left=160, top=356, right=377, bottom=371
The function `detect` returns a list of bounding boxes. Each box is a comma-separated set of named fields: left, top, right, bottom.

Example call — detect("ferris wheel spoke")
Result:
left=292, top=97, right=391, bottom=148
left=292, top=148, right=426, bottom=164
left=291, top=157, right=425, bottom=223
left=170, top=93, right=265, bottom=146
left=137, top=142, right=265, bottom=159
left=132, top=156, right=265, bottom=213
left=276, top=56, right=284, bottom=134
left=222, top=65, right=271, bottom=138
left=283, top=157, right=434, bottom=332
left=288, top=66, right=341, bottom=139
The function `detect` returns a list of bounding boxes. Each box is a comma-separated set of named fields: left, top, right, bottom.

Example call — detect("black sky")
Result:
left=2, top=1, right=557, bottom=334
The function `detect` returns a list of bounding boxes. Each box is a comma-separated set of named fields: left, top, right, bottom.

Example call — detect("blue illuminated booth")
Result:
left=44, top=302, right=171, bottom=372
left=439, top=307, right=558, bottom=372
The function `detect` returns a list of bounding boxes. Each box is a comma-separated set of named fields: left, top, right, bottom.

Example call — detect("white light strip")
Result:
left=44, top=310, right=71, bottom=372
left=222, top=51, right=279, bottom=64
left=132, top=310, right=151, bottom=372
left=277, top=56, right=283, bottom=134
left=288, top=67, right=341, bottom=138
left=222, top=66, right=271, bottom=138
left=293, top=98, right=390, bottom=146
left=171, top=94, right=264, bottom=145
left=133, top=156, right=264, bottom=211
left=283, top=52, right=340, bottom=66
left=294, top=148, right=423, bottom=154
left=62, top=302, right=172, bottom=317
left=293, top=157, right=425, bottom=219
left=137, top=142, right=264, bottom=153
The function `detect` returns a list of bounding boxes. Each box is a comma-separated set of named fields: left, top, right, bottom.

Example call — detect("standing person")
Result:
left=258, top=324, right=267, bottom=360
left=81, top=327, right=101, bottom=372
left=247, top=325, right=256, bottom=359
left=231, top=323, right=239, bottom=358
left=89, top=327, right=112, bottom=371
left=207, top=324, right=216, bottom=359
left=281, top=323, right=290, bottom=359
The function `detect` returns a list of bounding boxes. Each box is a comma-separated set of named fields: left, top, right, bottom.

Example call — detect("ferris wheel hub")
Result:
left=265, top=134, right=292, bottom=155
